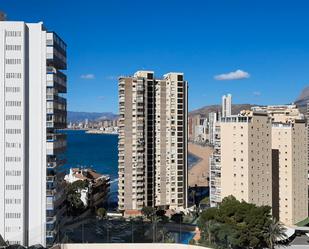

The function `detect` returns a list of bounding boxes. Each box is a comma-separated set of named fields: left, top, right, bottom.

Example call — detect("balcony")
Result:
left=47, top=67, right=67, bottom=93
left=46, top=229, right=57, bottom=239
left=46, top=32, right=67, bottom=70
left=47, top=95, right=67, bottom=116
left=47, top=158, right=66, bottom=169
left=47, top=133, right=67, bottom=155
left=46, top=215, right=57, bottom=225
left=47, top=113, right=67, bottom=129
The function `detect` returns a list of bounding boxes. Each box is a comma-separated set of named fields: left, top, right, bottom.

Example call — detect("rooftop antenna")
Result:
left=0, top=11, right=7, bottom=21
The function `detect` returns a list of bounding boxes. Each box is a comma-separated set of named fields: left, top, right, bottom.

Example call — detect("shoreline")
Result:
left=62, top=128, right=118, bottom=135
left=188, top=153, right=202, bottom=170
left=188, top=142, right=214, bottom=187
left=86, top=129, right=118, bottom=135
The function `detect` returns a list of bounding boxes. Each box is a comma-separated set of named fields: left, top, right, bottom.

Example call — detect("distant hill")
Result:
left=68, top=86, right=309, bottom=122
left=189, top=85, right=309, bottom=117
left=294, top=86, right=309, bottom=114
left=68, top=111, right=118, bottom=122
left=189, top=104, right=257, bottom=117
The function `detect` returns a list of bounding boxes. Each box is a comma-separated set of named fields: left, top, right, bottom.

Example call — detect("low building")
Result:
left=64, top=168, right=110, bottom=208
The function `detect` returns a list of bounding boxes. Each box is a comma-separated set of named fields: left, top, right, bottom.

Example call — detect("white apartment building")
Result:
left=222, top=94, right=232, bottom=117
left=0, top=21, right=67, bottom=247
left=118, top=71, right=188, bottom=212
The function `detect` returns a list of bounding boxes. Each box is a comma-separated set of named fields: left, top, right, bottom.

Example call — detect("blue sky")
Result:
left=2, top=0, right=309, bottom=113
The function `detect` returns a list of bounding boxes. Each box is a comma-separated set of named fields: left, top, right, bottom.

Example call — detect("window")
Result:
left=5, top=142, right=21, bottom=148
left=5, top=213, right=21, bottom=219
left=5, top=170, right=21, bottom=176
left=5, top=45, right=22, bottom=51
left=5, top=58, right=22, bottom=64
left=5, top=87, right=20, bottom=92
left=177, top=75, right=183, bottom=81
left=6, top=129, right=21, bottom=134
left=5, top=31, right=22, bottom=37
left=6, top=72, right=22, bottom=79
left=6, top=101, right=22, bottom=107
left=6, top=115, right=21, bottom=121
left=5, top=156, right=21, bottom=162
left=6, top=185, right=22, bottom=190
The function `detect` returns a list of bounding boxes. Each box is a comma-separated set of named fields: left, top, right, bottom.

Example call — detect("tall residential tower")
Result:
left=118, top=71, right=188, bottom=212
left=253, top=105, right=308, bottom=225
left=222, top=94, right=232, bottom=117
left=0, top=21, right=67, bottom=247
left=220, top=111, right=273, bottom=207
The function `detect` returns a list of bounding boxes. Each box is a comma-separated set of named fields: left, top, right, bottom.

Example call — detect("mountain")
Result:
left=68, top=86, right=309, bottom=122
left=294, top=86, right=309, bottom=114
left=189, top=104, right=257, bottom=117
left=67, top=111, right=118, bottom=123
left=189, top=85, right=309, bottom=117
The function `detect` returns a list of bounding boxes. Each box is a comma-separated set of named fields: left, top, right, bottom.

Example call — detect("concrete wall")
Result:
left=52, top=243, right=210, bottom=249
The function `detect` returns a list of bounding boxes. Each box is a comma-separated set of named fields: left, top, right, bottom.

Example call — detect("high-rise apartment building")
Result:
left=208, top=112, right=217, bottom=145
left=209, top=122, right=221, bottom=207
left=118, top=71, right=188, bottom=212
left=0, top=21, right=67, bottom=247
left=222, top=94, right=232, bottom=117
left=307, top=102, right=309, bottom=169
left=220, top=111, right=273, bottom=207
left=188, top=115, right=201, bottom=141
left=253, top=105, right=308, bottom=225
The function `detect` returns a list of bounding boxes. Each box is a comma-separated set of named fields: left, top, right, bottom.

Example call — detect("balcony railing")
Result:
left=46, top=32, right=67, bottom=70
left=47, top=67, right=67, bottom=93
left=47, top=134, right=67, bottom=155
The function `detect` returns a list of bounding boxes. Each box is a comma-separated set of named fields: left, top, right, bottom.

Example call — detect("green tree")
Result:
left=170, top=212, right=184, bottom=224
left=141, top=206, right=155, bottom=220
left=197, top=195, right=273, bottom=248
left=66, top=180, right=87, bottom=216
left=156, top=209, right=169, bottom=223
left=96, top=207, right=107, bottom=219
left=264, top=218, right=287, bottom=249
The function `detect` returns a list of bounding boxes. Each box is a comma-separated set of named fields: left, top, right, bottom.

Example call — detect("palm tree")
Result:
left=264, top=218, right=287, bottom=249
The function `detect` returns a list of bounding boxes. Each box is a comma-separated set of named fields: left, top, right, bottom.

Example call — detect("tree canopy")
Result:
left=96, top=207, right=107, bottom=219
left=198, top=195, right=283, bottom=249
left=66, top=180, right=87, bottom=216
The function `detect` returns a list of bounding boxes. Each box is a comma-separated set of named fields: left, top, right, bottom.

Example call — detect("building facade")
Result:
left=0, top=21, right=67, bottom=247
left=220, top=111, right=273, bottom=207
left=209, top=122, right=221, bottom=207
left=253, top=105, right=308, bottom=225
left=208, top=112, right=217, bottom=145
left=221, top=94, right=232, bottom=117
left=118, top=71, right=188, bottom=212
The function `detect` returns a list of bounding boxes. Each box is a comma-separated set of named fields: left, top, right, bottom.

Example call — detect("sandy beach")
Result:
left=188, top=143, right=214, bottom=187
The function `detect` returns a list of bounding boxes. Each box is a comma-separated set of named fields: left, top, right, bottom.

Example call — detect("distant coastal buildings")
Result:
left=0, top=21, right=67, bottom=246
left=221, top=94, right=232, bottom=117
left=188, top=94, right=232, bottom=144
left=118, top=71, right=188, bottom=213
left=67, top=119, right=119, bottom=135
